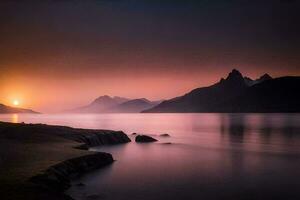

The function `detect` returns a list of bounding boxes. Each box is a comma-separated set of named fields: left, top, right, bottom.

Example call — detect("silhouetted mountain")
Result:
left=143, top=70, right=299, bottom=113
left=0, top=103, right=38, bottom=114
left=218, top=68, right=248, bottom=92
left=69, top=96, right=160, bottom=113
left=244, top=73, right=272, bottom=86
left=105, top=98, right=159, bottom=113
left=70, top=95, right=130, bottom=113
left=219, top=76, right=300, bottom=112
left=144, top=69, right=247, bottom=112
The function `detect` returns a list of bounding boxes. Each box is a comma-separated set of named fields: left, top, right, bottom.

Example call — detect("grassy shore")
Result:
left=0, top=121, right=130, bottom=200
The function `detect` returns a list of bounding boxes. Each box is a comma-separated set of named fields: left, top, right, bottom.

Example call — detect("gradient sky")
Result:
left=0, top=0, right=299, bottom=112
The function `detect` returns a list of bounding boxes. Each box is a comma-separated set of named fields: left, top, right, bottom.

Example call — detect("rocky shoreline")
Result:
left=0, top=121, right=131, bottom=200
left=0, top=122, right=131, bottom=147
left=31, top=152, right=114, bottom=197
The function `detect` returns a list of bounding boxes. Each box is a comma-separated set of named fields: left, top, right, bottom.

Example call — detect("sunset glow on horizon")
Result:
left=13, top=100, right=20, bottom=106
left=0, top=0, right=299, bottom=112
left=1, top=2, right=300, bottom=200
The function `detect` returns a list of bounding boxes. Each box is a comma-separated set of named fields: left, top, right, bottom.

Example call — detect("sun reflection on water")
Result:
left=12, top=114, right=19, bottom=123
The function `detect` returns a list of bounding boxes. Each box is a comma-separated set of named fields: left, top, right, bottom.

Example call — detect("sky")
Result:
left=0, top=0, right=299, bottom=112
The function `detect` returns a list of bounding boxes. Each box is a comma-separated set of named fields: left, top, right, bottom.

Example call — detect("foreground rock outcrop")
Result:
left=135, top=135, right=157, bottom=143
left=30, top=152, right=114, bottom=192
left=0, top=122, right=131, bottom=148
left=71, top=130, right=131, bottom=149
left=0, top=121, right=131, bottom=200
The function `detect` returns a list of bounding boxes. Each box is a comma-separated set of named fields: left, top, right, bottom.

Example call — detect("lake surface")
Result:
left=1, top=113, right=300, bottom=200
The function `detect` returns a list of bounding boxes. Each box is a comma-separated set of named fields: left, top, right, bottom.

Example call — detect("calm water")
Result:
left=1, top=113, right=300, bottom=200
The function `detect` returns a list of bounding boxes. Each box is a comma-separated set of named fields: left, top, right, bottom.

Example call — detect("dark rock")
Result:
left=30, top=152, right=114, bottom=192
left=74, top=144, right=89, bottom=150
left=72, top=131, right=131, bottom=147
left=0, top=122, right=131, bottom=148
left=160, top=133, right=170, bottom=137
left=135, top=135, right=157, bottom=143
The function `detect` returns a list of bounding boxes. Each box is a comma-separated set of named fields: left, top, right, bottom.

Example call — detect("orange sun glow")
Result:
left=13, top=100, right=20, bottom=106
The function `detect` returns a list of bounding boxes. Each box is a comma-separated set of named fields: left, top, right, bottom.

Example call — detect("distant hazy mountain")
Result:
left=70, top=96, right=160, bottom=113
left=143, top=69, right=300, bottom=113
left=105, top=98, right=159, bottom=113
left=70, top=95, right=130, bottom=113
left=0, top=103, right=38, bottom=114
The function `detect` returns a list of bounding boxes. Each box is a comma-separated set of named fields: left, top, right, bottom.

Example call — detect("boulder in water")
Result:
left=135, top=135, right=157, bottom=143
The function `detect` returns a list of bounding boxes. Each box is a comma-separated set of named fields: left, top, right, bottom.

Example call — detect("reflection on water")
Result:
left=0, top=113, right=300, bottom=200
left=220, top=114, right=246, bottom=143
left=11, top=114, right=19, bottom=123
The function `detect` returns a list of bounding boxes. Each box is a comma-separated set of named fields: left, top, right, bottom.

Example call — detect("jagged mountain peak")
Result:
left=217, top=69, right=247, bottom=89
left=259, top=73, right=272, bottom=80
left=244, top=73, right=273, bottom=86
left=226, top=69, right=244, bottom=81
left=143, top=76, right=300, bottom=113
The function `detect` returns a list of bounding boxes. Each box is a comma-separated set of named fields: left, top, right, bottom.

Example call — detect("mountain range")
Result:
left=69, top=95, right=161, bottom=113
left=0, top=103, right=38, bottom=114
left=143, top=69, right=300, bottom=113
left=1, top=69, right=299, bottom=114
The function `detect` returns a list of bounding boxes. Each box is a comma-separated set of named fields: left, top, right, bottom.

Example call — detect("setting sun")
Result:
left=13, top=100, right=20, bottom=106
